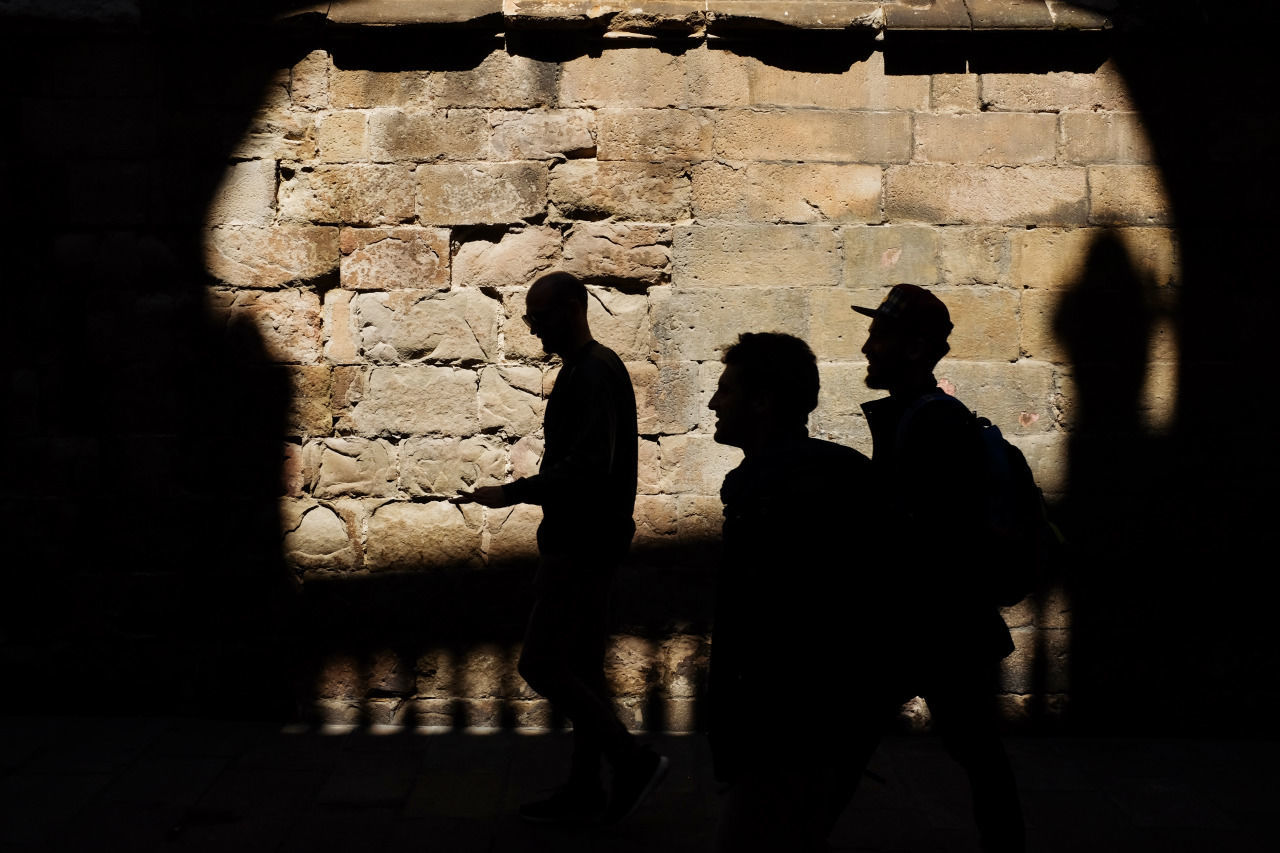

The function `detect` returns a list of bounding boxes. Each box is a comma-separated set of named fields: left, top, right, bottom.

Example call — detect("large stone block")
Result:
left=1009, top=227, right=1180, bottom=289
left=1061, top=112, right=1154, bottom=164
left=401, top=435, right=507, bottom=496
left=1006, top=433, right=1068, bottom=498
left=501, top=289, right=550, bottom=362
left=479, top=365, right=545, bottom=435
left=808, top=289, right=868, bottom=361
left=939, top=226, right=1010, bottom=285
left=673, top=224, right=841, bottom=288
left=562, top=222, right=671, bottom=287
left=658, top=434, right=742, bottom=495
left=936, top=286, right=1022, bottom=361
left=651, top=285, right=810, bottom=362
left=812, top=361, right=878, bottom=452
left=743, top=163, right=883, bottom=224
left=980, top=62, right=1134, bottom=113
left=559, top=47, right=684, bottom=108
left=278, top=164, right=416, bottom=226
left=330, top=69, right=414, bottom=109
left=339, top=226, right=450, bottom=292
left=235, top=105, right=318, bottom=162
left=914, top=113, right=1057, bottom=165
left=931, top=73, right=981, bottom=112
left=633, top=494, right=679, bottom=547
left=225, top=289, right=324, bottom=364
left=368, top=109, right=490, bottom=162
left=282, top=500, right=357, bottom=571
left=325, top=289, right=360, bottom=364
left=417, top=162, right=548, bottom=225
left=677, top=494, right=725, bottom=541
left=714, top=110, right=913, bottom=163
left=316, top=111, right=369, bottom=162
left=488, top=109, right=596, bottom=160
left=549, top=161, right=690, bottom=221
left=511, top=435, right=544, bottom=480
left=658, top=635, right=709, bottom=699
left=605, top=634, right=657, bottom=697
left=423, top=49, right=558, bottom=109
left=1020, top=288, right=1070, bottom=362
left=684, top=45, right=751, bottom=107
left=886, top=165, right=1088, bottom=225
left=1088, top=166, right=1172, bottom=226
left=288, top=365, right=335, bottom=436
left=843, top=224, right=939, bottom=287
left=585, top=287, right=652, bottom=361
left=348, top=366, right=480, bottom=436
left=309, top=437, right=399, bottom=498
left=290, top=50, right=330, bottom=110
left=746, top=50, right=929, bottom=111
left=351, top=289, right=500, bottom=364
left=365, top=500, right=483, bottom=571
left=931, top=360, right=1058, bottom=436
left=638, top=438, right=661, bottom=495
left=629, top=361, right=701, bottom=435
left=690, top=161, right=746, bottom=220
left=596, top=109, right=713, bottom=161
left=206, top=160, right=277, bottom=227
left=204, top=225, right=339, bottom=288
left=452, top=226, right=562, bottom=290
left=485, top=503, right=542, bottom=564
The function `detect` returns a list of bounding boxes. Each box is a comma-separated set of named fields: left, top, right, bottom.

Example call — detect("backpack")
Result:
left=900, top=392, right=1064, bottom=607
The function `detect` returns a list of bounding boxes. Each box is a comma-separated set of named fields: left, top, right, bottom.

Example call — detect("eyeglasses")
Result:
left=522, top=311, right=554, bottom=330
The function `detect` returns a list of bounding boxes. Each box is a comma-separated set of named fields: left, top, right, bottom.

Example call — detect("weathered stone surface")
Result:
left=452, top=226, right=561, bottom=290
left=931, top=360, right=1057, bottom=436
left=206, top=160, right=277, bottom=227
left=605, top=634, right=657, bottom=695
left=1061, top=112, right=1154, bottom=164
left=1020, top=288, right=1070, bottom=362
left=629, top=361, right=700, bottom=435
left=289, top=365, right=335, bottom=435
left=939, top=226, right=1010, bottom=285
left=583, top=287, right=652, bottom=361
left=843, top=224, right=939, bottom=287
left=884, top=0, right=971, bottom=29
left=282, top=500, right=357, bottom=570
left=886, top=165, right=1088, bottom=225
left=690, top=161, right=745, bottom=220
left=981, top=61, right=1134, bottom=112
left=479, top=365, right=545, bottom=435
left=325, top=289, right=359, bottom=364
left=1088, top=166, right=1172, bottom=225
left=549, top=161, right=690, bottom=221
left=931, top=73, right=981, bottom=112
left=677, top=494, right=724, bottom=540
left=1006, top=433, right=1068, bottom=497
left=417, top=162, right=548, bottom=225
left=348, top=366, right=479, bottom=436
left=651, top=285, right=809, bottom=361
left=744, top=163, right=883, bottom=224
left=501, top=289, right=550, bottom=362
left=279, top=164, right=416, bottom=226
left=915, top=113, right=1057, bottom=165
left=684, top=45, right=751, bottom=107
left=633, top=494, right=678, bottom=546
left=811, top=361, right=878, bottom=450
left=596, top=109, right=713, bottom=161
left=235, top=106, right=318, bottom=161
left=316, top=111, right=369, bottom=162
left=458, top=644, right=512, bottom=698
left=282, top=442, right=305, bottom=497
left=1001, top=627, right=1070, bottom=694
left=368, top=109, right=489, bottom=162
left=310, top=437, right=399, bottom=498
left=559, top=47, right=684, bottom=108
left=423, top=49, right=557, bottom=109
left=290, top=50, right=330, bottom=110
left=401, top=435, right=507, bottom=496
left=935, top=286, right=1021, bottom=361
left=1045, top=0, right=1113, bottom=29
left=225, top=289, right=324, bottom=364
left=562, top=222, right=671, bottom=286
left=658, top=434, right=742, bottom=495
left=485, top=503, right=542, bottom=563
left=510, top=434, right=544, bottom=480
left=204, top=225, right=339, bottom=288
left=745, top=50, right=929, bottom=111
left=1010, top=227, right=1180, bottom=289
left=365, top=500, right=483, bottom=571
left=488, top=109, right=596, bottom=160
left=352, top=289, right=500, bottom=364
left=674, top=224, right=841, bottom=288
left=658, top=635, right=708, bottom=699
left=330, top=69, right=414, bottom=109
left=808, top=288, right=868, bottom=361
left=966, top=0, right=1053, bottom=29
left=715, top=110, right=912, bottom=163
left=339, top=226, right=450, bottom=291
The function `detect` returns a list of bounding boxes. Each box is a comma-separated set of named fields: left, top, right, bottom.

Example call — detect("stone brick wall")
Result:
left=193, top=14, right=1176, bottom=727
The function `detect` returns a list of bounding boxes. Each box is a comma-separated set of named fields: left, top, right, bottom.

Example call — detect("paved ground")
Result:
left=1, top=716, right=1274, bottom=852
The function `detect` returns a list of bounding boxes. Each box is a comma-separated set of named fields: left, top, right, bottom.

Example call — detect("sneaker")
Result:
left=519, top=785, right=607, bottom=825
left=605, top=748, right=670, bottom=823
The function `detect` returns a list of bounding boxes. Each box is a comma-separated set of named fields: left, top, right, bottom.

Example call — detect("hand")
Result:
left=453, top=485, right=511, bottom=508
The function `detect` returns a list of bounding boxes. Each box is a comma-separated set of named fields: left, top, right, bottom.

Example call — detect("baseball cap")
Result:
left=852, top=283, right=953, bottom=343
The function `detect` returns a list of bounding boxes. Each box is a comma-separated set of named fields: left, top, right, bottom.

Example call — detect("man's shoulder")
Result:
left=797, top=436, right=869, bottom=470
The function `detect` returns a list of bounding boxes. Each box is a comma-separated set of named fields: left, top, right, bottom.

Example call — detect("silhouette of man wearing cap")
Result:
left=854, top=283, right=1025, bottom=853
left=707, top=332, right=901, bottom=852
left=456, top=271, right=667, bottom=825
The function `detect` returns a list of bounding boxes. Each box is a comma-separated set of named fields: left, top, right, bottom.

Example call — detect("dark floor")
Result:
left=1, top=717, right=1274, bottom=852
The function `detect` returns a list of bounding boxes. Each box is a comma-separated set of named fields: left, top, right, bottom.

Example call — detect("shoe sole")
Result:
left=607, top=754, right=670, bottom=824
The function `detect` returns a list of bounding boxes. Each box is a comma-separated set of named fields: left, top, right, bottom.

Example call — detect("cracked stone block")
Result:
left=401, top=435, right=508, bottom=496
left=586, top=287, right=652, bottom=361
left=291, top=49, right=330, bottom=109
left=658, top=434, right=742, bottom=496
left=650, top=285, right=809, bottom=362
left=368, top=108, right=489, bottom=161
left=416, top=162, right=548, bottom=225
left=422, top=48, right=558, bottom=109
left=279, top=163, right=416, bottom=226
left=348, top=366, right=479, bottom=436
left=485, top=503, right=542, bottom=563
left=283, top=501, right=356, bottom=570
left=633, top=494, right=678, bottom=547
left=351, top=289, right=500, bottom=364
left=596, top=108, right=713, bottom=161
left=310, top=437, right=399, bottom=498
left=549, top=160, right=690, bottom=221
left=204, top=225, right=339, bottom=288
left=452, top=226, right=562, bottom=290
left=562, top=222, right=671, bottom=287
left=206, top=160, right=277, bottom=227
left=479, top=365, right=545, bottom=435
left=629, top=361, right=700, bottom=435
left=224, top=289, right=324, bottom=364
left=743, top=163, right=883, bottom=224
left=488, top=109, right=596, bottom=160
left=605, top=634, right=656, bottom=696
left=339, top=226, right=450, bottom=292
left=365, top=500, right=482, bottom=571
left=659, top=635, right=708, bottom=699
left=673, top=224, right=841, bottom=288
left=510, top=435, right=544, bottom=479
